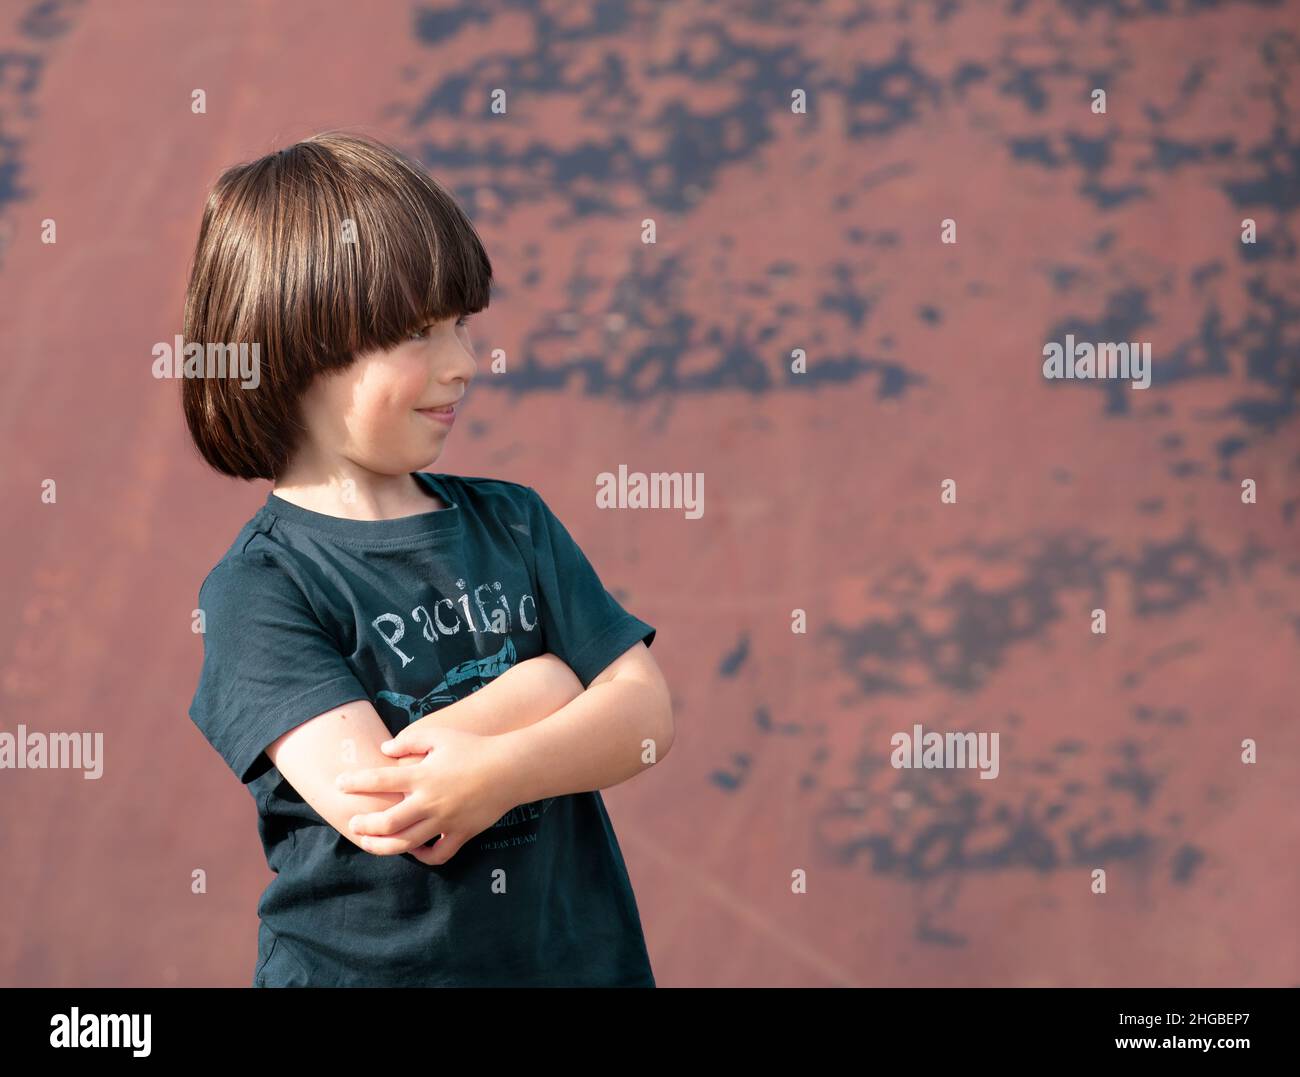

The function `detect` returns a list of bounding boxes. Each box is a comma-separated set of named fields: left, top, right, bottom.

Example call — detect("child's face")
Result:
left=296, top=313, right=476, bottom=476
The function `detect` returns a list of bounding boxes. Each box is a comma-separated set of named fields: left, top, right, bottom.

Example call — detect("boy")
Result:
left=184, top=132, right=672, bottom=987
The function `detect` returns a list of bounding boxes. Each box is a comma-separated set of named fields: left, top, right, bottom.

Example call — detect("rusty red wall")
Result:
left=0, top=0, right=1296, bottom=986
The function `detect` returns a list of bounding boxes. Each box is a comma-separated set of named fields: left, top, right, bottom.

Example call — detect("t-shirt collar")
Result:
left=262, top=472, right=462, bottom=543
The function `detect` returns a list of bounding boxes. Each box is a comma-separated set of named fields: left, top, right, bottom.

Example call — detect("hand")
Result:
left=336, top=726, right=514, bottom=866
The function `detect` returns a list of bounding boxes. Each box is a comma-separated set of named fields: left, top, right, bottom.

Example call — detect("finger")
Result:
left=410, top=833, right=464, bottom=867
left=335, top=767, right=410, bottom=794
left=381, top=729, right=437, bottom=755
left=380, top=742, right=425, bottom=758
left=349, top=798, right=429, bottom=837
left=356, top=834, right=408, bottom=856
left=358, top=820, right=444, bottom=856
left=413, top=832, right=460, bottom=868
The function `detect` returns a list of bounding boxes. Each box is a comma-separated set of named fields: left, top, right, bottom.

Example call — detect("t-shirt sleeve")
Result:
left=188, top=552, right=371, bottom=784
left=524, top=485, right=657, bottom=689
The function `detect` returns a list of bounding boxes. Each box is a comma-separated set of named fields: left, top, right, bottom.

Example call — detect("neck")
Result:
left=272, top=462, right=443, bottom=521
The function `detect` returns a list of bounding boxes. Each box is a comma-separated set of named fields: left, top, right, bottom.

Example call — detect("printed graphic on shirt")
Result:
left=374, top=634, right=557, bottom=842
left=376, top=635, right=519, bottom=720
left=370, top=577, right=538, bottom=669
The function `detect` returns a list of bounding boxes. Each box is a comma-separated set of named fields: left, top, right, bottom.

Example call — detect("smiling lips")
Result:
left=417, top=403, right=457, bottom=424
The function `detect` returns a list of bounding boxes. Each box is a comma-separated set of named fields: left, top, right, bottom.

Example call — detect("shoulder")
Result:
left=430, top=471, right=543, bottom=523
left=433, top=471, right=534, bottom=503
left=194, top=516, right=309, bottom=607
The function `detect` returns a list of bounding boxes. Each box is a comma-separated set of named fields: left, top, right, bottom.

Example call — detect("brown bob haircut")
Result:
left=181, top=131, right=493, bottom=481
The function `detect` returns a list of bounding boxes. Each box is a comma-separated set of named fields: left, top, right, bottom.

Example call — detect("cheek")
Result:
left=350, top=364, right=426, bottom=437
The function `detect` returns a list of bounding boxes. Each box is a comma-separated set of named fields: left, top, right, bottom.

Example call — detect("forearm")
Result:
left=411, top=653, right=583, bottom=737
left=490, top=675, right=672, bottom=803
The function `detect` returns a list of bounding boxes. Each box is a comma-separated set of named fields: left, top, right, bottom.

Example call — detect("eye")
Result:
left=407, top=315, right=469, bottom=342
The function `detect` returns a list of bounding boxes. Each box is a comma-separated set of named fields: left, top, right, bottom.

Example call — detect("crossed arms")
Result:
left=264, top=642, right=672, bottom=866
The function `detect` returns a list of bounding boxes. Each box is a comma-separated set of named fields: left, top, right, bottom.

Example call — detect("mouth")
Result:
left=416, top=402, right=458, bottom=424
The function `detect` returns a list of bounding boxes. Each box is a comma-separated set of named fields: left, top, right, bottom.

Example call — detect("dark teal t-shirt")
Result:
left=188, top=472, right=657, bottom=987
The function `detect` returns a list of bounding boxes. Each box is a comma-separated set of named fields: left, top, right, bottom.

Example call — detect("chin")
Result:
left=413, top=447, right=444, bottom=470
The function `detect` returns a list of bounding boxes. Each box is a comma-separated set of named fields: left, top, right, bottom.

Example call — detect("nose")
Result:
left=439, top=330, right=476, bottom=386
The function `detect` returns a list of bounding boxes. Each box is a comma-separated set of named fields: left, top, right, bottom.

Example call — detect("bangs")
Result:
left=277, top=132, right=493, bottom=362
